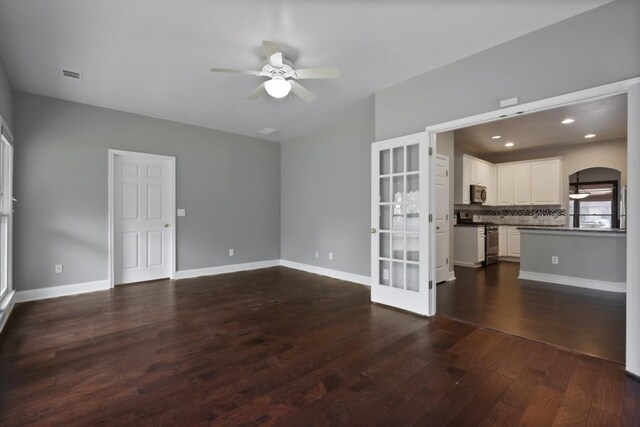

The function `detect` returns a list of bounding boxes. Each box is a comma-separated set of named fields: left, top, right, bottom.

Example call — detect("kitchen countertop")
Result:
left=518, top=226, right=627, bottom=234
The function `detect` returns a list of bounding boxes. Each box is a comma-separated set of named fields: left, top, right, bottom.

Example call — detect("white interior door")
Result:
left=113, top=152, right=174, bottom=285
left=371, top=132, right=431, bottom=316
left=435, top=154, right=449, bottom=284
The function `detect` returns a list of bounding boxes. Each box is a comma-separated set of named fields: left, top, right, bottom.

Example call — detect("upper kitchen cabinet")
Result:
left=455, top=154, right=496, bottom=205
left=530, top=159, right=562, bottom=205
left=513, top=163, right=531, bottom=205
left=497, top=165, right=514, bottom=206
left=496, top=158, right=562, bottom=206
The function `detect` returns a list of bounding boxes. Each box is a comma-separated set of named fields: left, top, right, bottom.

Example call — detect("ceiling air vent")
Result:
left=61, top=69, right=82, bottom=80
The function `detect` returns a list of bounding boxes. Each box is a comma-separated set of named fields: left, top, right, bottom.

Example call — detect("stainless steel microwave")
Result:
left=470, top=185, right=487, bottom=203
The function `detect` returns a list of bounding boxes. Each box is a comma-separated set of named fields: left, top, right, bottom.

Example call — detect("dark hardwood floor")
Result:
left=1, top=266, right=638, bottom=425
left=437, top=262, right=626, bottom=364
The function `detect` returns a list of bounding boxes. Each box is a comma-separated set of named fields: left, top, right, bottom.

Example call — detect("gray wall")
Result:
left=280, top=99, right=374, bottom=277
left=436, top=131, right=455, bottom=278
left=0, top=56, right=11, bottom=130
left=375, top=0, right=640, bottom=141
left=482, top=139, right=627, bottom=206
left=13, top=92, right=280, bottom=291
left=520, top=231, right=626, bottom=283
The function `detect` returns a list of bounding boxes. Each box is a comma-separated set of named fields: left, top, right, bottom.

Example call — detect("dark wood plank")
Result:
left=0, top=266, right=636, bottom=426
left=438, top=262, right=626, bottom=364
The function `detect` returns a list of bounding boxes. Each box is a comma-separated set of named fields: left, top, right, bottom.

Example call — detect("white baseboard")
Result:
left=280, top=260, right=371, bottom=286
left=447, top=271, right=456, bottom=281
left=518, top=271, right=626, bottom=293
left=175, top=259, right=281, bottom=280
left=0, top=290, right=16, bottom=334
left=453, top=261, right=481, bottom=268
left=15, top=280, right=111, bottom=303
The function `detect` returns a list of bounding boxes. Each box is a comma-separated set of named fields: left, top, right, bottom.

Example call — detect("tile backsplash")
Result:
left=454, top=204, right=567, bottom=226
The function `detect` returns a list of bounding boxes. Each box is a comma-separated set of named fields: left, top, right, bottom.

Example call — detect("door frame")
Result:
left=107, top=149, right=176, bottom=288
left=425, top=76, right=640, bottom=372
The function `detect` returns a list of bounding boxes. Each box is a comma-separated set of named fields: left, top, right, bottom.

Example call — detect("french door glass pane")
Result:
left=406, top=264, right=419, bottom=292
left=393, top=147, right=404, bottom=173
left=380, top=149, right=391, bottom=175
left=380, top=177, right=390, bottom=203
left=406, top=234, right=419, bottom=262
left=392, top=234, right=404, bottom=260
left=379, top=205, right=391, bottom=231
left=392, top=262, right=404, bottom=288
left=393, top=176, right=404, bottom=203
left=406, top=144, right=419, bottom=172
left=379, top=260, right=390, bottom=286
left=379, top=232, right=390, bottom=258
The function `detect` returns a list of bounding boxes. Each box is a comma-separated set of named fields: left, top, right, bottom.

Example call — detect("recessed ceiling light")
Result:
left=505, top=142, right=515, bottom=147
left=561, top=118, right=575, bottom=124
left=584, top=133, right=596, bottom=139
left=491, top=135, right=501, bottom=139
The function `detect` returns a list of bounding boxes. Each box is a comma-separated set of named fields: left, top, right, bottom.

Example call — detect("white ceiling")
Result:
left=454, top=93, right=627, bottom=155
left=0, top=0, right=612, bottom=142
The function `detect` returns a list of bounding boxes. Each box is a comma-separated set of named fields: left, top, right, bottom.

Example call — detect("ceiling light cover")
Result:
left=505, top=142, right=514, bottom=147
left=561, top=118, right=575, bottom=124
left=264, top=77, right=292, bottom=99
left=492, top=135, right=501, bottom=139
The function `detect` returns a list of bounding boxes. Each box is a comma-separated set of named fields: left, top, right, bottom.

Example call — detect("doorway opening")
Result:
left=428, top=80, right=637, bottom=367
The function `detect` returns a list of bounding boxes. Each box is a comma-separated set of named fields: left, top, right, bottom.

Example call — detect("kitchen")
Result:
left=435, top=93, right=628, bottom=364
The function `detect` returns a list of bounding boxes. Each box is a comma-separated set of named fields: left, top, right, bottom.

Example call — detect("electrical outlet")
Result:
left=329, top=252, right=334, bottom=260
left=552, top=256, right=559, bottom=265
left=55, top=264, right=63, bottom=274
left=315, top=251, right=319, bottom=258
left=228, top=248, right=234, bottom=257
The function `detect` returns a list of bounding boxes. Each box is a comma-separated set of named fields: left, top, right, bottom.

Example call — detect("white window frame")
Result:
left=0, top=117, right=14, bottom=332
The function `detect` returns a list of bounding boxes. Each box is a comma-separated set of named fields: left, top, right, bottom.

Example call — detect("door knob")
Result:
left=436, top=226, right=440, bottom=230
left=371, top=227, right=377, bottom=234
left=164, top=224, right=170, bottom=228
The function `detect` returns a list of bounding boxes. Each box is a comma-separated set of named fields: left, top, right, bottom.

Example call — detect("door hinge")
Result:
left=446, top=257, right=449, bottom=265
left=429, top=147, right=433, bottom=156
left=429, top=280, right=433, bottom=289
left=446, top=170, right=448, bottom=177
left=428, top=214, right=433, bottom=223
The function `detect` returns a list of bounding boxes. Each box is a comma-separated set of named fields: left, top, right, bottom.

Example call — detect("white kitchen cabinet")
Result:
left=454, top=225, right=485, bottom=267
left=507, top=227, right=521, bottom=257
left=531, top=159, right=561, bottom=205
left=513, top=163, right=531, bottom=205
left=457, top=155, right=495, bottom=205
left=497, top=165, right=514, bottom=206
left=499, top=226, right=508, bottom=256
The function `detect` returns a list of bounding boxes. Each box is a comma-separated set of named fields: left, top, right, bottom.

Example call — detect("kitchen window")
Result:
left=569, top=181, right=618, bottom=229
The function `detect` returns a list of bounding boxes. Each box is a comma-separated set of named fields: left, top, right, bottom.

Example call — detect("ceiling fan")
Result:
left=210, top=41, right=340, bottom=102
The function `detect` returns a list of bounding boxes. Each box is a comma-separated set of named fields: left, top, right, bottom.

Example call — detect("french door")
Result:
left=371, top=132, right=432, bottom=315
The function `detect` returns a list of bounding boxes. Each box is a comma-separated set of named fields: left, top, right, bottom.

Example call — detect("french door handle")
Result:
left=164, top=224, right=170, bottom=228
left=371, top=227, right=377, bottom=234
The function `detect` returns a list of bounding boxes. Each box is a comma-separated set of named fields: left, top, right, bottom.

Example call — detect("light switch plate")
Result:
left=177, top=209, right=186, bottom=217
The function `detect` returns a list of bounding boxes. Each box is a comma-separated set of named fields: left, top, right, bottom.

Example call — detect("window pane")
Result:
left=579, top=215, right=612, bottom=229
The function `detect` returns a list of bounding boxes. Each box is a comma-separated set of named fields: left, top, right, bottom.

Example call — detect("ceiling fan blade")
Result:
left=294, top=67, right=340, bottom=79
left=269, top=52, right=283, bottom=67
left=262, top=41, right=282, bottom=58
left=210, top=67, right=262, bottom=76
left=246, top=82, right=266, bottom=100
left=290, top=80, right=317, bottom=103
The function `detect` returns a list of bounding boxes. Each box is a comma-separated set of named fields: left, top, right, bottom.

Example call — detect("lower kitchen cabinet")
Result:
left=454, top=226, right=486, bottom=268
left=507, top=227, right=521, bottom=257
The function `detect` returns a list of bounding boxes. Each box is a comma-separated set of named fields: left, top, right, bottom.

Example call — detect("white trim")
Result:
left=0, top=290, right=16, bottom=334
left=281, top=259, right=371, bottom=286
left=108, top=149, right=176, bottom=288
left=175, top=260, right=280, bottom=279
left=447, top=271, right=456, bottom=281
left=453, top=261, right=481, bottom=268
left=0, top=115, right=13, bottom=142
left=425, top=77, right=640, bottom=135
left=519, top=271, right=626, bottom=293
left=14, top=280, right=110, bottom=303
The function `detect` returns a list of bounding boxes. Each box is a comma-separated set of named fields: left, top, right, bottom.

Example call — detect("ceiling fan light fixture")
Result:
left=264, top=76, right=291, bottom=99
